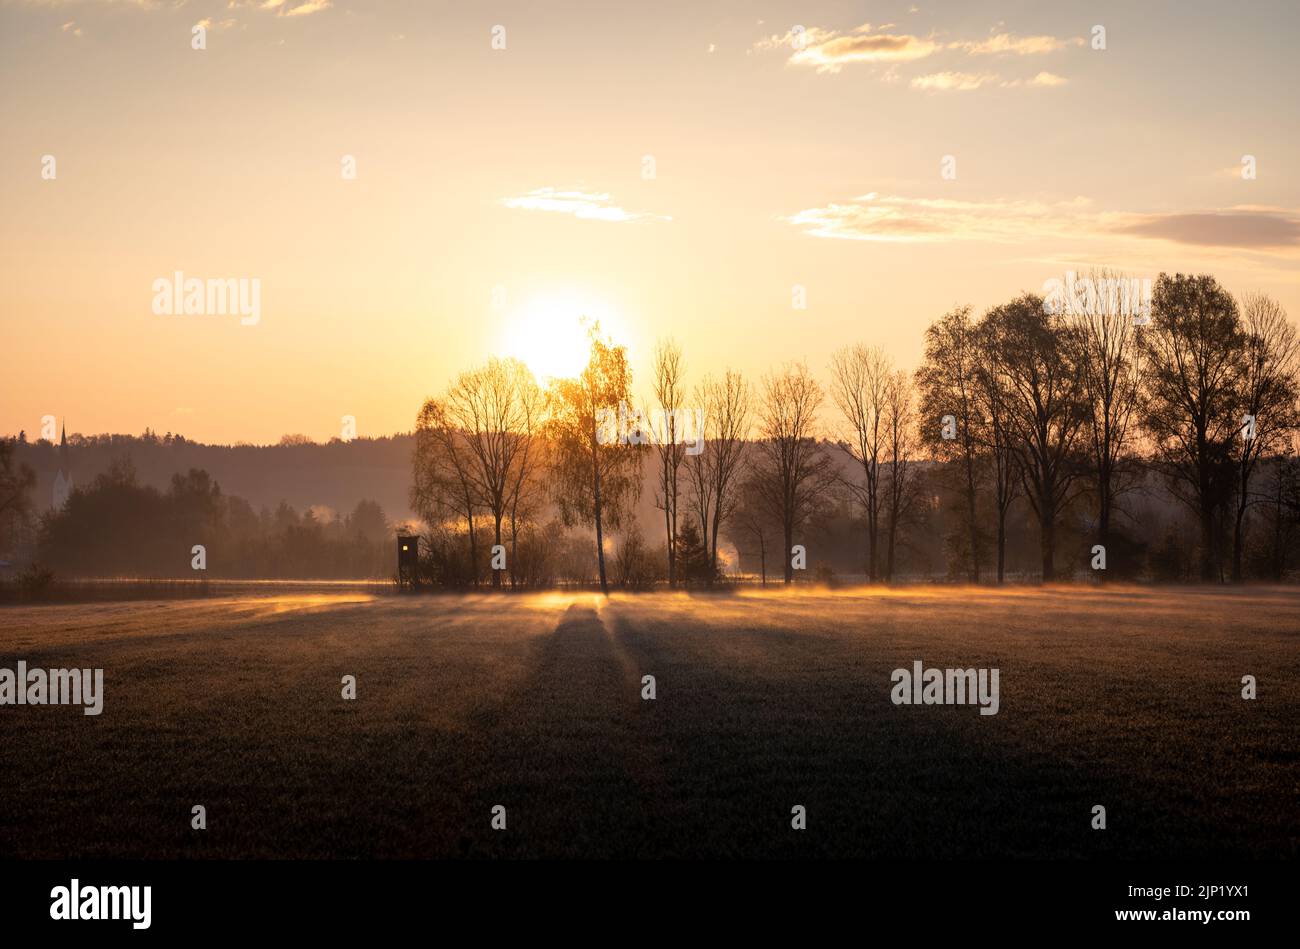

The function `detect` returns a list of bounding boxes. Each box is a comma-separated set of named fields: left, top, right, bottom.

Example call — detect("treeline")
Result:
left=4, top=270, right=1298, bottom=590
left=412, top=271, right=1300, bottom=590
left=4, top=457, right=394, bottom=579
left=6, top=431, right=415, bottom=524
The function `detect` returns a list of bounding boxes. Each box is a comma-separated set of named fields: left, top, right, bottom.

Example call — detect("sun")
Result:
left=501, top=293, right=620, bottom=381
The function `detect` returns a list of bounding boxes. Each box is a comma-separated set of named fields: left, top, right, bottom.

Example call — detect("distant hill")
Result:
left=10, top=432, right=725, bottom=541
left=5, top=429, right=1215, bottom=582
left=14, top=434, right=418, bottom=525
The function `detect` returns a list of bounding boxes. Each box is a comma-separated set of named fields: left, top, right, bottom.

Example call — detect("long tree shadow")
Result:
left=464, top=603, right=668, bottom=857
left=601, top=604, right=1254, bottom=859
left=458, top=601, right=1110, bottom=858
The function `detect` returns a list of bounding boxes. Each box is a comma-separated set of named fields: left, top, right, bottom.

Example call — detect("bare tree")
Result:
left=752, top=362, right=836, bottom=584
left=1261, top=436, right=1300, bottom=580
left=547, top=327, right=643, bottom=594
left=613, top=523, right=654, bottom=589
left=701, top=370, right=751, bottom=579
left=882, top=370, right=920, bottom=581
left=736, top=464, right=780, bottom=586
left=829, top=344, right=890, bottom=580
left=683, top=415, right=713, bottom=583
left=443, top=358, right=539, bottom=589
left=1068, top=268, right=1143, bottom=566
left=916, top=306, right=984, bottom=582
left=984, top=294, right=1088, bottom=581
left=1139, top=273, right=1245, bottom=581
left=970, top=320, right=1021, bottom=583
left=412, top=399, right=484, bottom=585
left=1231, top=293, right=1300, bottom=580
left=650, top=340, right=687, bottom=586
left=505, top=366, right=549, bottom=589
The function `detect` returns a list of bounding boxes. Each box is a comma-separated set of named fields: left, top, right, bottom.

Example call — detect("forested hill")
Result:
left=13, top=433, right=417, bottom=523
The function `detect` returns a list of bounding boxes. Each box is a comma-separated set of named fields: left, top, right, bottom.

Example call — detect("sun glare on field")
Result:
left=502, top=293, right=622, bottom=381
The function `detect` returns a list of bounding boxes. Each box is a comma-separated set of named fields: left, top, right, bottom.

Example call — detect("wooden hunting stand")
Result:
left=397, top=534, right=420, bottom=590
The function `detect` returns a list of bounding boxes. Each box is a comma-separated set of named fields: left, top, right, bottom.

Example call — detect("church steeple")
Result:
left=52, top=419, right=72, bottom=510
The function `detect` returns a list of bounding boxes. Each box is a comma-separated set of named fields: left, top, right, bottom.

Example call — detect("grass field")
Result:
left=1, top=586, right=1296, bottom=859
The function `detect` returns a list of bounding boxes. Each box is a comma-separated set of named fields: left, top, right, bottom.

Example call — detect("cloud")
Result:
left=784, top=193, right=1300, bottom=254
left=785, top=193, right=1093, bottom=243
left=752, top=25, right=831, bottom=52
left=794, top=31, right=939, bottom=72
left=194, top=16, right=237, bottom=31
left=755, top=23, right=939, bottom=73
left=1115, top=210, right=1300, bottom=249
left=223, top=0, right=331, bottom=15
left=911, top=70, right=1068, bottom=92
left=950, top=33, right=1083, bottom=55
left=60, top=20, right=81, bottom=36
left=501, top=188, right=670, bottom=223
left=1023, top=71, right=1068, bottom=86
left=756, top=23, right=1078, bottom=84
left=36, top=1, right=159, bottom=6
left=911, top=71, right=998, bottom=91
left=282, top=0, right=330, bottom=16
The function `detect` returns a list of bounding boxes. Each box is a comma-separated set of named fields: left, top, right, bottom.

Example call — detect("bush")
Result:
left=1101, top=528, right=1148, bottom=580
left=1147, top=530, right=1191, bottom=582
left=18, top=563, right=55, bottom=600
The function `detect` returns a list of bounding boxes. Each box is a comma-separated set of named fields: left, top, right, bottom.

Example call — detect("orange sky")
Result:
left=2, top=0, right=1298, bottom=444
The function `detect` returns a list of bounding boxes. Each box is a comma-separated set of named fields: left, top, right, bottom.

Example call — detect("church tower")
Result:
left=51, top=420, right=73, bottom=510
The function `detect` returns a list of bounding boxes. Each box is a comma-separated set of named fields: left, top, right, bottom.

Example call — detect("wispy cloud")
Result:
left=785, top=193, right=1092, bottom=243
left=911, top=69, right=1068, bottom=92
left=501, top=188, right=670, bottom=224
left=33, top=1, right=168, bottom=7
left=784, top=193, right=1300, bottom=255
left=282, top=0, right=330, bottom=17
left=1020, top=71, right=1068, bottom=87
left=226, top=0, right=332, bottom=16
left=949, top=33, right=1083, bottom=56
left=756, top=23, right=1079, bottom=86
left=1116, top=209, right=1300, bottom=249
left=910, top=71, right=998, bottom=92
left=755, top=23, right=938, bottom=74
left=33, top=0, right=331, bottom=16
left=195, top=16, right=238, bottom=31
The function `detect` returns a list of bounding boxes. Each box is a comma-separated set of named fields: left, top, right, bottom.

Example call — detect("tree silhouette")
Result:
left=650, top=339, right=686, bottom=586
left=830, top=344, right=891, bottom=581
left=983, top=294, right=1088, bottom=582
left=917, top=306, right=984, bottom=582
left=752, top=362, right=836, bottom=584
left=1230, top=293, right=1300, bottom=580
left=1140, top=274, right=1244, bottom=581
left=546, top=325, right=643, bottom=594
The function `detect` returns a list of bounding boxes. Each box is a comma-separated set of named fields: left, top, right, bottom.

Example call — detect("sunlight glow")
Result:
left=501, top=292, right=623, bottom=381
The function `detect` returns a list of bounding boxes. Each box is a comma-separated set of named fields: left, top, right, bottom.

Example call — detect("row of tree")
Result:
left=917, top=273, right=1298, bottom=583
left=411, top=272, right=1300, bottom=590
left=14, top=459, right=394, bottom=578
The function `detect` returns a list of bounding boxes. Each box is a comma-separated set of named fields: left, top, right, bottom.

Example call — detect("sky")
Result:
left=2, top=0, right=1298, bottom=445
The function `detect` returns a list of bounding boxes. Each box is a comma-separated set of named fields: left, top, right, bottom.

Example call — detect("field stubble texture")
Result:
left=0, top=586, right=1295, bottom=859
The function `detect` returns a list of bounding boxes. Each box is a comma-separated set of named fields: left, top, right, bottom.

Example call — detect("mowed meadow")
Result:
left=0, top=587, right=1296, bottom=860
